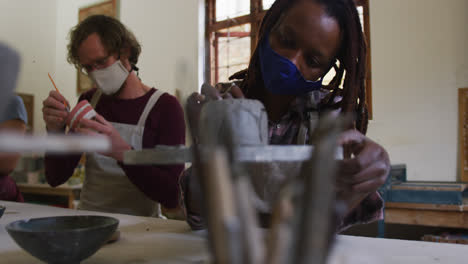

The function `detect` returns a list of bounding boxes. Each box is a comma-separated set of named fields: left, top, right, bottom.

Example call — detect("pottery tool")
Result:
left=0, top=131, right=111, bottom=154
left=289, top=113, right=344, bottom=264
left=219, top=118, right=265, bottom=264
left=264, top=186, right=294, bottom=264
left=124, top=145, right=316, bottom=164
left=48, top=73, right=70, bottom=112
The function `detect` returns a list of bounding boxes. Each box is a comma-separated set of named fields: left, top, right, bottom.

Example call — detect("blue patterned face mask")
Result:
left=258, top=33, right=323, bottom=95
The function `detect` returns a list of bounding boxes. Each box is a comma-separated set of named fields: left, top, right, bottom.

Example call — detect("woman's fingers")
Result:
left=43, top=114, right=64, bottom=125
left=337, top=160, right=388, bottom=187
left=336, top=129, right=390, bottom=194
left=43, top=96, right=66, bottom=111
left=229, top=85, right=245, bottom=98
left=201, top=83, right=222, bottom=100
left=338, top=142, right=383, bottom=175
left=349, top=176, right=387, bottom=193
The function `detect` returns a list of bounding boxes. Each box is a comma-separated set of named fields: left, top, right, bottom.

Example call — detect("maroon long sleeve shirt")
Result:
left=0, top=173, right=24, bottom=202
left=45, top=88, right=185, bottom=209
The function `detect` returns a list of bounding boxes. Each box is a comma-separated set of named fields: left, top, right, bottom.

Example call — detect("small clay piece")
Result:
left=107, top=229, right=120, bottom=244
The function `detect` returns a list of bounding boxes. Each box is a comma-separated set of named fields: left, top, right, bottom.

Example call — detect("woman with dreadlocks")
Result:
left=182, top=0, right=390, bottom=231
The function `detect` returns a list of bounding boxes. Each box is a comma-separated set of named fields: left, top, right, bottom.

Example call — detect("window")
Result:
left=205, top=0, right=373, bottom=117
left=205, top=0, right=266, bottom=84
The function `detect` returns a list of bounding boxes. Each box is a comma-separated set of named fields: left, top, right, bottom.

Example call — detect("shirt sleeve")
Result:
left=0, top=96, right=27, bottom=124
left=0, top=173, right=24, bottom=202
left=338, top=191, right=384, bottom=232
left=119, top=94, right=186, bottom=209
left=44, top=92, right=93, bottom=187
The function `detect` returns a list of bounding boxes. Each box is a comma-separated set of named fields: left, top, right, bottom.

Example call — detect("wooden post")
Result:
left=459, top=88, right=468, bottom=182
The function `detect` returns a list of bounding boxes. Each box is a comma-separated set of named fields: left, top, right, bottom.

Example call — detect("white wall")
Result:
left=119, top=0, right=204, bottom=102
left=55, top=0, right=204, bottom=114
left=0, top=0, right=203, bottom=133
left=0, top=0, right=57, bottom=133
left=55, top=0, right=100, bottom=120
left=367, top=0, right=468, bottom=181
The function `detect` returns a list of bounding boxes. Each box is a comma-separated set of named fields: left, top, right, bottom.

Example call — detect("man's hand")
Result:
left=77, top=114, right=131, bottom=162
left=42, top=90, right=70, bottom=132
left=336, top=129, right=390, bottom=210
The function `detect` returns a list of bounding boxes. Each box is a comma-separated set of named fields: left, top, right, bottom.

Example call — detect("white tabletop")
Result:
left=0, top=201, right=466, bottom=264
left=0, top=201, right=209, bottom=264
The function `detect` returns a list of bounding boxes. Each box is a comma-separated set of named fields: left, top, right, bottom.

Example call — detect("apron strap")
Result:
left=90, top=89, right=103, bottom=108
left=76, top=89, right=102, bottom=172
left=137, top=89, right=165, bottom=127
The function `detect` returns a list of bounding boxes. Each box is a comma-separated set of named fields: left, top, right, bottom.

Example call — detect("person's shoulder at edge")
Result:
left=1, top=95, right=28, bottom=124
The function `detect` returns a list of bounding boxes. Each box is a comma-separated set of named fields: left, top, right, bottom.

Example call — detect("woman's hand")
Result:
left=186, top=84, right=221, bottom=141
left=42, top=90, right=70, bottom=132
left=186, top=83, right=245, bottom=142
left=76, top=114, right=131, bottom=162
left=215, top=82, right=245, bottom=99
left=335, top=129, right=390, bottom=210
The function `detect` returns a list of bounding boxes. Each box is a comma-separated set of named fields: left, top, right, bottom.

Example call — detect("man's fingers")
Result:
left=94, top=114, right=110, bottom=126
left=76, top=127, right=95, bottom=136
left=79, top=118, right=111, bottom=135
left=43, top=107, right=68, bottom=119
left=49, top=90, right=67, bottom=102
left=43, top=96, right=67, bottom=111
left=44, top=115, right=64, bottom=124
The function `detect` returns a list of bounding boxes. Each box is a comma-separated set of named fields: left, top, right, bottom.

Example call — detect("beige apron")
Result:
left=78, top=89, right=165, bottom=217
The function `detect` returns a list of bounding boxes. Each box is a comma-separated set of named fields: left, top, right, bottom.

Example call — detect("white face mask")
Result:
left=89, top=60, right=129, bottom=95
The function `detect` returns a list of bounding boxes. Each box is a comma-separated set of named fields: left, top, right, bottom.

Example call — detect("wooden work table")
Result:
left=0, top=201, right=467, bottom=264
left=385, top=199, right=468, bottom=228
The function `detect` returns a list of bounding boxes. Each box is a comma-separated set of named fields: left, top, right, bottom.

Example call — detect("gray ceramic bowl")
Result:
left=6, top=215, right=119, bottom=264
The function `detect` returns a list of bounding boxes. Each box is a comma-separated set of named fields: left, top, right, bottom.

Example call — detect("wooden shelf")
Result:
left=17, top=183, right=81, bottom=209
left=385, top=200, right=468, bottom=229
left=459, top=88, right=468, bottom=182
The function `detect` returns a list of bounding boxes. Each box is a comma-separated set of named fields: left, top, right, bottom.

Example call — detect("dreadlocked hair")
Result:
left=230, top=0, right=369, bottom=134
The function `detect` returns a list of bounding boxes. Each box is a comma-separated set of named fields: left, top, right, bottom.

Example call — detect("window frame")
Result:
left=205, top=0, right=372, bottom=118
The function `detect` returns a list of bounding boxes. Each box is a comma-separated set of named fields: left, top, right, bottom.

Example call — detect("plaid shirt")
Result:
left=267, top=91, right=384, bottom=231
left=180, top=90, right=383, bottom=231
